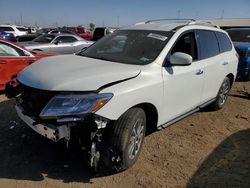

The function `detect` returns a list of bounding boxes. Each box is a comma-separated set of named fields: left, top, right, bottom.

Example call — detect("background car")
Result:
left=17, top=28, right=55, bottom=42
left=0, top=39, right=55, bottom=90
left=0, top=25, right=28, bottom=37
left=18, top=33, right=94, bottom=54
left=0, top=31, right=17, bottom=42
left=66, top=26, right=93, bottom=40
left=226, top=28, right=250, bottom=80
left=92, top=27, right=117, bottom=41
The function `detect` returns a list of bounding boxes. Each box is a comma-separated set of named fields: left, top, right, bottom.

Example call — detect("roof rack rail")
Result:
left=145, top=19, right=196, bottom=24
left=188, top=20, right=220, bottom=28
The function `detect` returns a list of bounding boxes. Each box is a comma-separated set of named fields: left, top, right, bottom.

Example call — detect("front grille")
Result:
left=17, top=84, right=56, bottom=118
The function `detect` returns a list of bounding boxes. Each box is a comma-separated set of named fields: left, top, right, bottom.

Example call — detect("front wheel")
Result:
left=110, top=108, right=146, bottom=171
left=211, top=77, right=231, bottom=110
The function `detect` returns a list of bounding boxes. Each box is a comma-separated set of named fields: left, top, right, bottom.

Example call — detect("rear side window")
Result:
left=215, top=32, right=232, bottom=52
left=198, top=30, right=220, bottom=59
left=54, top=36, right=78, bottom=43
left=0, top=26, right=15, bottom=32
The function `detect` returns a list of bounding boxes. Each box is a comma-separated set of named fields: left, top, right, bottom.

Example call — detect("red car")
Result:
left=0, top=39, right=55, bottom=90
left=66, top=27, right=93, bottom=40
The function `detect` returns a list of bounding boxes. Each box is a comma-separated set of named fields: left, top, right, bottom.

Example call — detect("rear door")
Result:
left=0, top=41, right=30, bottom=89
left=196, top=30, right=228, bottom=103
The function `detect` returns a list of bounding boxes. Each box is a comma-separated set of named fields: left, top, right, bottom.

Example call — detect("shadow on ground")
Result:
left=0, top=99, right=95, bottom=183
left=187, top=129, right=250, bottom=188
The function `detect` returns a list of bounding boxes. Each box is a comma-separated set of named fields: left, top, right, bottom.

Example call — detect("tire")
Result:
left=110, top=108, right=146, bottom=171
left=210, top=77, right=231, bottom=110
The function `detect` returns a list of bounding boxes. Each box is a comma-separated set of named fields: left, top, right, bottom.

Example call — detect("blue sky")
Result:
left=0, top=0, right=249, bottom=27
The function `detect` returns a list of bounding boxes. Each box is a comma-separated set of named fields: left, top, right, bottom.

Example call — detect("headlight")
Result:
left=40, top=93, right=113, bottom=119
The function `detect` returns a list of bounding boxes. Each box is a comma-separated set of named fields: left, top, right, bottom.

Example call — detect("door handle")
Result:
left=196, top=69, right=203, bottom=75
left=0, top=62, right=7, bottom=64
left=222, top=62, right=228, bottom=66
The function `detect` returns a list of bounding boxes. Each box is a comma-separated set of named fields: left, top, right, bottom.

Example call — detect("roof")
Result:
left=121, top=19, right=219, bottom=31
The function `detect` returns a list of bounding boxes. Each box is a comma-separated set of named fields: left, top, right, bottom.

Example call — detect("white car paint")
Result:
left=18, top=55, right=141, bottom=91
left=17, top=21, right=238, bottom=128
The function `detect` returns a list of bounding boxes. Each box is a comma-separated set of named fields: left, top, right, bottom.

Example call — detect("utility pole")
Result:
left=177, top=10, right=181, bottom=19
left=20, top=12, right=23, bottom=25
left=117, top=16, right=119, bottom=27
left=221, top=9, right=224, bottom=19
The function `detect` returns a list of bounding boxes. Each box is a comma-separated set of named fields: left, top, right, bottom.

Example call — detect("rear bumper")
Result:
left=16, top=105, right=70, bottom=142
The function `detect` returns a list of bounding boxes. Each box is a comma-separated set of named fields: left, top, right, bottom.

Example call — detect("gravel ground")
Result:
left=0, top=81, right=249, bottom=188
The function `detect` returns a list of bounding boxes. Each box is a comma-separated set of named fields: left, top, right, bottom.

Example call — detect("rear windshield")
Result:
left=227, top=29, right=250, bottom=43
left=33, top=34, right=56, bottom=43
left=79, top=30, right=173, bottom=65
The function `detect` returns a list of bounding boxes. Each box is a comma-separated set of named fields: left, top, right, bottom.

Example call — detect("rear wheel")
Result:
left=211, top=77, right=231, bottom=110
left=110, top=108, right=146, bottom=171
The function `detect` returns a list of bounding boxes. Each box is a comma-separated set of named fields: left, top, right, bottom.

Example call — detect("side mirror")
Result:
left=170, top=52, right=193, bottom=66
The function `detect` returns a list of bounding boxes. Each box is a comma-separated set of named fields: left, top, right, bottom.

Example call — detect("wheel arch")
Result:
left=226, top=73, right=234, bottom=88
left=33, top=49, right=43, bottom=51
left=132, top=103, right=158, bottom=135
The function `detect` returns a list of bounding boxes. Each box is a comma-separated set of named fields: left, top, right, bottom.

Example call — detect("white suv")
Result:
left=8, top=20, right=238, bottom=172
left=0, top=25, right=28, bottom=37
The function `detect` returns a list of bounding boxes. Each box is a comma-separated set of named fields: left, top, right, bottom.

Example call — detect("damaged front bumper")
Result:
left=16, top=105, right=71, bottom=142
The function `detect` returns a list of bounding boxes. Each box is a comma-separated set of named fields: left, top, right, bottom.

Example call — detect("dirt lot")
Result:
left=0, top=81, right=249, bottom=188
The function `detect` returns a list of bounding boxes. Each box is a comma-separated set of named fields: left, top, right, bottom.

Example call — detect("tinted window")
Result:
left=198, top=30, right=219, bottom=59
left=0, top=26, right=15, bottom=31
left=17, top=27, right=28, bottom=31
left=0, top=42, right=25, bottom=56
left=227, top=29, right=250, bottom=42
left=80, top=30, right=172, bottom=65
left=215, top=32, right=232, bottom=52
left=50, top=30, right=59, bottom=34
left=33, top=34, right=56, bottom=43
left=54, top=36, right=77, bottom=43
left=170, top=32, right=198, bottom=60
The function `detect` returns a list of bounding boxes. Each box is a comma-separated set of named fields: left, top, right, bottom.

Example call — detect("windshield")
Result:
left=79, top=30, right=173, bottom=65
left=33, top=34, right=56, bottom=43
left=227, top=29, right=250, bottom=43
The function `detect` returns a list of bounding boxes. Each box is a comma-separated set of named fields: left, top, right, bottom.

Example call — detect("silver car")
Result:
left=19, top=33, right=94, bottom=54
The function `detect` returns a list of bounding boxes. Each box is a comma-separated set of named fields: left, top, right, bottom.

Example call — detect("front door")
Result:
left=162, top=31, right=205, bottom=123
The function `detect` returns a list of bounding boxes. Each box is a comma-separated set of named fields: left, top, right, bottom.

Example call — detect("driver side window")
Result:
left=170, top=32, right=198, bottom=61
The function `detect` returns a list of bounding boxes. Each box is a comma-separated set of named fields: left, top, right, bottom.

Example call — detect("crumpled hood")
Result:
left=18, top=55, right=141, bottom=91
